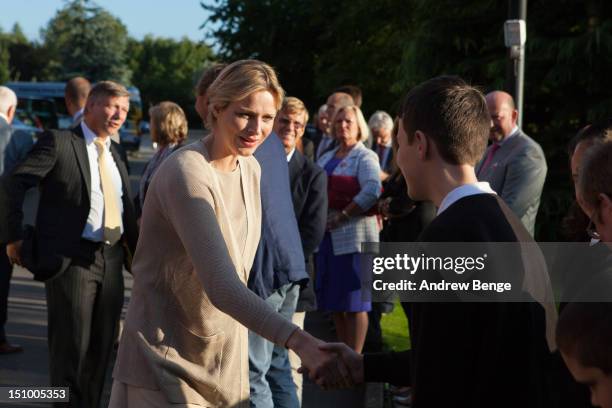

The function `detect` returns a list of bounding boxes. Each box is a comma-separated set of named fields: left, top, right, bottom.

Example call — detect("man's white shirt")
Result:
left=81, top=121, right=124, bottom=242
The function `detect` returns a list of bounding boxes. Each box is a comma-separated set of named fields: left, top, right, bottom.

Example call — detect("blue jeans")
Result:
left=249, top=283, right=300, bottom=408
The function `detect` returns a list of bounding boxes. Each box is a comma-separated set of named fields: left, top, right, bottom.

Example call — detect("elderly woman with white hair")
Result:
left=368, top=110, right=395, bottom=180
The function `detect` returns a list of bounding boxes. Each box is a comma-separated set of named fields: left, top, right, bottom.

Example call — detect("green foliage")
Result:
left=42, top=0, right=131, bottom=83
left=0, top=26, right=9, bottom=83
left=381, top=300, right=410, bottom=352
left=0, top=24, right=50, bottom=82
left=0, top=42, right=9, bottom=84
left=202, top=0, right=326, bottom=112
left=127, top=35, right=215, bottom=124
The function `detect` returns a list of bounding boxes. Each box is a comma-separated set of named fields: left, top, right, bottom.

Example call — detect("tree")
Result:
left=202, top=0, right=326, bottom=111
left=3, top=23, right=50, bottom=81
left=0, top=41, right=9, bottom=84
left=42, top=0, right=131, bottom=83
left=127, top=35, right=214, bottom=124
left=0, top=26, right=10, bottom=83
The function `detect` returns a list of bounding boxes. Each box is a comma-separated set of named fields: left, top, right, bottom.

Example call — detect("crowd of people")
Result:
left=0, top=59, right=610, bottom=408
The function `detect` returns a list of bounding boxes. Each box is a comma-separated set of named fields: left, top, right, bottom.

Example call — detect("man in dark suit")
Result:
left=321, top=76, right=557, bottom=407
left=476, top=91, right=547, bottom=236
left=0, top=81, right=138, bottom=407
left=275, top=97, right=327, bottom=403
left=303, top=104, right=328, bottom=161
left=368, top=110, right=395, bottom=181
left=0, top=85, right=22, bottom=354
left=65, top=77, right=91, bottom=128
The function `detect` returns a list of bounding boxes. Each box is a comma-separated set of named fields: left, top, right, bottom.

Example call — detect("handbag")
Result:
left=327, top=175, right=378, bottom=216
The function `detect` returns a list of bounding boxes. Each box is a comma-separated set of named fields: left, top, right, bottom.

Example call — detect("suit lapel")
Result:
left=288, top=151, right=303, bottom=189
left=71, top=125, right=92, bottom=201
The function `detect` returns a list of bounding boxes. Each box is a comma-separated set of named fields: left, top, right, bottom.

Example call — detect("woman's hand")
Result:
left=287, top=330, right=353, bottom=389
left=327, top=211, right=349, bottom=231
left=6, top=240, right=23, bottom=266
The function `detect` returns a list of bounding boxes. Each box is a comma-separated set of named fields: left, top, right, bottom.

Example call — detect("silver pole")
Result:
left=517, top=0, right=526, bottom=127
left=515, top=45, right=525, bottom=128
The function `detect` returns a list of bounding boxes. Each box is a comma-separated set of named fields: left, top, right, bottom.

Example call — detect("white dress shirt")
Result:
left=437, top=182, right=496, bottom=216
left=286, top=148, right=296, bottom=163
left=80, top=121, right=124, bottom=242
left=498, top=126, right=520, bottom=147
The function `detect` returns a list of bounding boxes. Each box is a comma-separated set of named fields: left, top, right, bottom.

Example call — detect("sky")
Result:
left=0, top=0, right=215, bottom=43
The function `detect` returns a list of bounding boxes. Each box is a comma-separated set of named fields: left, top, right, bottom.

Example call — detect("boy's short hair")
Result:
left=556, top=302, right=612, bottom=374
left=400, top=75, right=489, bottom=166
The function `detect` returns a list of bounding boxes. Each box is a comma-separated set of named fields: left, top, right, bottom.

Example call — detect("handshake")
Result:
left=287, top=330, right=365, bottom=389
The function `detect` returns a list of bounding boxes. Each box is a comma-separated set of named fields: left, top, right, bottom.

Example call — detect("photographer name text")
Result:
left=372, top=279, right=512, bottom=293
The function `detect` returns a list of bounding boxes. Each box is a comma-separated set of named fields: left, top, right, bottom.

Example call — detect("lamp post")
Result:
left=505, top=0, right=527, bottom=127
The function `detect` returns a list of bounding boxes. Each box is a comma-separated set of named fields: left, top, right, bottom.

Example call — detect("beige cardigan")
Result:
left=113, top=140, right=298, bottom=407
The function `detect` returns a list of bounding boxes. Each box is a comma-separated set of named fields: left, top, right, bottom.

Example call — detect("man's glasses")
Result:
left=278, top=117, right=305, bottom=131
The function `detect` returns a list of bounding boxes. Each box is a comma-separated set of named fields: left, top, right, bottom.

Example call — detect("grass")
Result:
left=380, top=300, right=411, bottom=352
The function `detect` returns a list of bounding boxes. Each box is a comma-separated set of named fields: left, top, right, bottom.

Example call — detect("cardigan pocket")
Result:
left=161, top=329, right=226, bottom=405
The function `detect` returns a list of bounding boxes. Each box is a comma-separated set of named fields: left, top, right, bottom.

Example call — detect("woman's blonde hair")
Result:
left=330, top=105, right=370, bottom=142
left=149, top=101, right=188, bottom=146
left=206, top=59, right=284, bottom=127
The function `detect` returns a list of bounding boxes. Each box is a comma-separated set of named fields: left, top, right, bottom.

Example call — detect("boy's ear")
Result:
left=600, top=193, right=612, bottom=222
left=414, top=130, right=429, bottom=160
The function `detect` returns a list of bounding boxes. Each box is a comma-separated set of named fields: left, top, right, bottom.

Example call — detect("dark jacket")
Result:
left=372, top=142, right=394, bottom=175
left=288, top=149, right=327, bottom=312
left=248, top=135, right=308, bottom=298
left=364, top=194, right=553, bottom=408
left=0, top=126, right=138, bottom=280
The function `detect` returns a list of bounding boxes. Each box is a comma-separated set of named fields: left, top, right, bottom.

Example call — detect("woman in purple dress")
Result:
left=316, top=105, right=382, bottom=352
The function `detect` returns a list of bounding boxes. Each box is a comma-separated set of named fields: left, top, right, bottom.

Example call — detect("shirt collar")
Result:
left=73, top=108, right=84, bottom=121
left=81, top=121, right=111, bottom=149
left=286, top=148, right=296, bottom=162
left=498, top=126, right=520, bottom=147
left=0, top=112, right=9, bottom=123
left=437, top=182, right=497, bottom=215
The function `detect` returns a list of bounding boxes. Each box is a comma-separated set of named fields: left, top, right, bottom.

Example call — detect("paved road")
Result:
left=0, top=131, right=371, bottom=407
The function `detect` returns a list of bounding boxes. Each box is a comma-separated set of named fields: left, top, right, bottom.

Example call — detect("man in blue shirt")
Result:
left=248, top=134, right=309, bottom=408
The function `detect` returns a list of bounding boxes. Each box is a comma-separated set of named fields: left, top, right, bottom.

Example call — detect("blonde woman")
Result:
left=136, top=101, right=188, bottom=217
left=316, top=105, right=382, bottom=353
left=110, top=60, right=347, bottom=407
